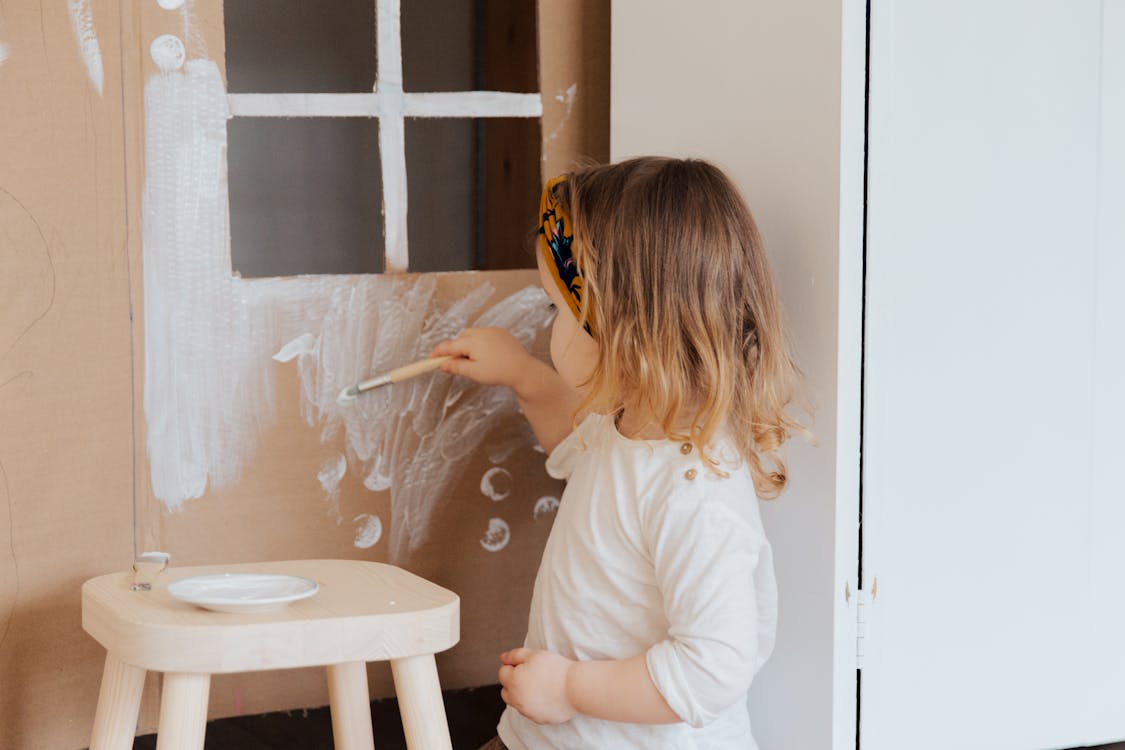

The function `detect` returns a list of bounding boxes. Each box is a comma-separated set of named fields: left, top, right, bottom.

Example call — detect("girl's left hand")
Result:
left=498, top=647, right=577, bottom=725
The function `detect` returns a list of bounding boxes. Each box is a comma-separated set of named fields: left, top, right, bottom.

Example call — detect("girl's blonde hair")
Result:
left=554, top=156, right=805, bottom=499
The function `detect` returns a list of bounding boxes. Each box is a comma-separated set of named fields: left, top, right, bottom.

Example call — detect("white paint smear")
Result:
left=318, top=453, right=347, bottom=494
left=0, top=43, right=10, bottom=67
left=227, top=92, right=541, bottom=119
left=480, top=518, right=510, bottom=552
left=150, top=34, right=186, bottom=72
left=143, top=61, right=552, bottom=562
left=67, top=0, right=103, bottom=95
left=353, top=513, right=383, bottom=549
left=544, top=83, right=577, bottom=146
left=533, top=495, right=560, bottom=519
left=480, top=467, right=512, bottom=502
left=273, top=332, right=317, bottom=363
left=158, top=0, right=186, bottom=9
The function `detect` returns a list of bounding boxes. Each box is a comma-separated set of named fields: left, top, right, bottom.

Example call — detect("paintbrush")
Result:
left=336, top=356, right=454, bottom=407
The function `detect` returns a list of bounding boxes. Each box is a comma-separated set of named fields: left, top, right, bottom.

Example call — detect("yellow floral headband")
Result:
left=538, top=175, right=596, bottom=338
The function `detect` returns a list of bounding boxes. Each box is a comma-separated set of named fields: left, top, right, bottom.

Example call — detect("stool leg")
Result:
left=326, top=661, right=376, bottom=750
left=390, top=654, right=451, bottom=750
left=155, top=672, right=210, bottom=750
left=90, top=653, right=146, bottom=750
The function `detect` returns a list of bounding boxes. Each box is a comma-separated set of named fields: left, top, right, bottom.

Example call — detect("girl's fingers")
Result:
left=498, top=664, right=514, bottom=684
left=501, top=647, right=531, bottom=665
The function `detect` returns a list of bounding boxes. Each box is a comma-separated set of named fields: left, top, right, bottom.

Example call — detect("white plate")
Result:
left=167, top=573, right=319, bottom=614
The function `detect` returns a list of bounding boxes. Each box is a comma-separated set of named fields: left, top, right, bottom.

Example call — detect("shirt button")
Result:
left=680, top=442, right=693, bottom=454
left=684, top=468, right=698, bottom=480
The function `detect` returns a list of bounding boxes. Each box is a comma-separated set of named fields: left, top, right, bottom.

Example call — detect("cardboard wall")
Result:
left=0, top=1, right=608, bottom=748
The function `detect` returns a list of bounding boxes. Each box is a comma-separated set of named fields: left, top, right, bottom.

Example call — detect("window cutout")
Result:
left=406, top=117, right=540, bottom=273
left=224, top=0, right=375, bottom=93
left=228, top=118, right=384, bottom=277
left=402, top=0, right=537, bottom=94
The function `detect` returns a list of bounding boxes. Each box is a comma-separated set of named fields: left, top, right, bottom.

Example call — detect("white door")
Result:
left=862, top=1, right=1125, bottom=748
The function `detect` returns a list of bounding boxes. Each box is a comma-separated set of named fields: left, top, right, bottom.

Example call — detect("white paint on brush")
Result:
left=480, top=467, right=512, bottom=502
left=67, top=0, right=103, bottom=95
left=480, top=518, right=510, bottom=552
left=533, top=495, right=560, bottom=519
left=150, top=34, right=186, bottom=72
left=143, top=61, right=553, bottom=559
left=353, top=513, right=383, bottom=549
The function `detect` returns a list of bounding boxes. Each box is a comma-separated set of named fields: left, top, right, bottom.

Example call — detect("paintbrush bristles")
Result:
left=336, top=356, right=453, bottom=408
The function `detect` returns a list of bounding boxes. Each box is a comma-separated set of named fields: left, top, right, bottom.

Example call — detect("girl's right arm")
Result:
left=431, top=327, right=581, bottom=454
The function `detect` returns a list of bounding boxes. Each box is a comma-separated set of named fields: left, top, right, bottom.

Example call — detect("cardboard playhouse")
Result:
left=0, top=1, right=608, bottom=747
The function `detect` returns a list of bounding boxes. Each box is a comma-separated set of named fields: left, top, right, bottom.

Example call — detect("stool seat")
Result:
left=83, top=559, right=460, bottom=750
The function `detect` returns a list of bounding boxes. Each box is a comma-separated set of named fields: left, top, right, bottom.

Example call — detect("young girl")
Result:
left=431, top=156, right=802, bottom=749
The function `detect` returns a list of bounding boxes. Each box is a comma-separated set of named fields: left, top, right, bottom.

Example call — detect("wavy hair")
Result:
left=552, top=157, right=806, bottom=499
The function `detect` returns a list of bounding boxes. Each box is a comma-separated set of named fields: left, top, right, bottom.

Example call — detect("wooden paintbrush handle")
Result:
left=387, top=356, right=453, bottom=384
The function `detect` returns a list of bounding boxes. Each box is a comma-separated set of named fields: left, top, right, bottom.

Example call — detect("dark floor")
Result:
left=113, top=687, right=1125, bottom=750
left=128, top=683, right=505, bottom=750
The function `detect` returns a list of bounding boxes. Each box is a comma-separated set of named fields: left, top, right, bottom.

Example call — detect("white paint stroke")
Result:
left=533, top=495, right=560, bottom=519
left=404, top=92, right=541, bottom=118
left=376, top=0, right=403, bottom=93
left=480, top=467, right=511, bottom=502
left=0, top=43, right=9, bottom=67
left=227, top=92, right=541, bottom=119
left=480, top=518, right=510, bottom=552
left=150, top=34, right=186, bottom=73
left=158, top=0, right=185, bottom=9
left=273, top=333, right=317, bottom=363
left=67, top=0, right=103, bottom=95
left=317, top=453, right=347, bottom=523
left=544, top=83, right=578, bottom=146
left=379, top=115, right=409, bottom=272
left=143, top=61, right=553, bottom=561
left=318, top=453, right=346, bottom=494
left=353, top=513, right=383, bottom=549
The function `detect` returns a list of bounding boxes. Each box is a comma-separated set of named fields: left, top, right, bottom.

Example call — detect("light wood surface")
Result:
left=155, top=673, right=210, bottom=750
left=83, top=559, right=460, bottom=748
left=82, top=559, right=460, bottom=673
left=327, top=661, right=376, bottom=750
left=89, top=654, right=147, bottom=750
left=392, top=654, right=454, bottom=750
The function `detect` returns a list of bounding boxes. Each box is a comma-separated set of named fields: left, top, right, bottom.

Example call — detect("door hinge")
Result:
left=848, top=577, right=876, bottom=670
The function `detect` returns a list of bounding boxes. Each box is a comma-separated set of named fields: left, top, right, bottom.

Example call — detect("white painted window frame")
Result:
left=225, top=0, right=543, bottom=273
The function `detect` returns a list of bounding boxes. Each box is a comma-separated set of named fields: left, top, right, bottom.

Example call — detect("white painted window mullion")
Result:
left=376, top=0, right=408, bottom=272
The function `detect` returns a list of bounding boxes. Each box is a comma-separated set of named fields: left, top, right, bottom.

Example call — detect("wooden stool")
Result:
left=82, top=559, right=459, bottom=750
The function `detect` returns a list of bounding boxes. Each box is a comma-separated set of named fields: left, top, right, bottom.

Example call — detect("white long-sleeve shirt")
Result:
left=498, top=413, right=778, bottom=749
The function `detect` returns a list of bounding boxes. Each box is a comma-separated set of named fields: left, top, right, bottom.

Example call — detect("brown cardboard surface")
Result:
left=0, top=1, right=607, bottom=748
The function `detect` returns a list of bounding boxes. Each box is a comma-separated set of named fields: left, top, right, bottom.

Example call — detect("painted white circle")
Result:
left=157, top=0, right=185, bottom=9
left=150, top=34, right=185, bottom=72
left=533, top=495, right=560, bottom=519
left=480, top=518, right=510, bottom=552
left=353, top=514, right=383, bottom=549
left=480, top=467, right=512, bottom=502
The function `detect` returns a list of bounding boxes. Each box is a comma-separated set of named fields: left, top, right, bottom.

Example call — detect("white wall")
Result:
left=612, top=2, right=861, bottom=747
